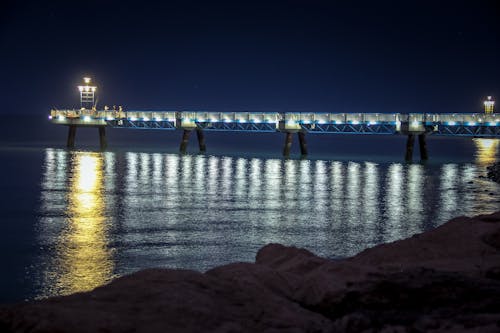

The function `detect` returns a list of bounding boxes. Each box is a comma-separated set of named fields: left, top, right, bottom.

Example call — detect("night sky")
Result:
left=1, top=0, right=499, bottom=115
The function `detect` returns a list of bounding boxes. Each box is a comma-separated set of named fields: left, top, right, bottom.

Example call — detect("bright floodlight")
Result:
left=78, top=77, right=97, bottom=110
left=484, top=96, right=495, bottom=114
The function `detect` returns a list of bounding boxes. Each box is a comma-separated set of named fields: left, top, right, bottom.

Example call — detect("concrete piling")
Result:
left=418, top=134, right=428, bottom=160
left=283, top=132, right=293, bottom=157
left=298, top=132, right=308, bottom=156
left=180, top=130, right=192, bottom=153
left=196, top=129, right=206, bottom=152
left=99, top=127, right=107, bottom=150
left=405, top=134, right=415, bottom=161
left=66, top=125, right=77, bottom=149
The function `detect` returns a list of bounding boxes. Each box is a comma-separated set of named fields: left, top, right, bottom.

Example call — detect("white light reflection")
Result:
left=152, top=153, right=163, bottom=188
left=235, top=158, right=248, bottom=199
left=283, top=160, right=298, bottom=210
left=407, top=164, right=424, bottom=231
left=248, top=159, right=263, bottom=201
left=384, top=163, right=404, bottom=242
left=298, top=160, right=312, bottom=211
left=206, top=155, right=218, bottom=193
left=264, top=159, right=281, bottom=211
left=362, top=162, right=379, bottom=242
left=126, top=152, right=138, bottom=186
left=104, top=152, right=116, bottom=190
left=164, top=154, right=180, bottom=209
left=221, top=157, right=233, bottom=198
left=438, top=164, right=458, bottom=223
left=460, top=164, right=475, bottom=214
left=313, top=161, right=328, bottom=220
left=39, top=149, right=69, bottom=240
left=330, top=161, right=344, bottom=222
left=180, top=154, right=193, bottom=188
left=346, top=162, right=361, bottom=224
left=194, top=155, right=207, bottom=194
left=139, top=153, right=151, bottom=186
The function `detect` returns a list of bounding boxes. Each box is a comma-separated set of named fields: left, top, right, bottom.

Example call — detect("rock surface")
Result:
left=2, top=212, right=500, bottom=332
left=487, top=162, right=500, bottom=183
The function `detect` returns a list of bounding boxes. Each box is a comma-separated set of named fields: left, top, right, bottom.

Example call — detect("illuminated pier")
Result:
left=49, top=79, right=500, bottom=160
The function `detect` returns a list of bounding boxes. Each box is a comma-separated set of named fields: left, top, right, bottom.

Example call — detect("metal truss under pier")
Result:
left=49, top=109, right=500, bottom=160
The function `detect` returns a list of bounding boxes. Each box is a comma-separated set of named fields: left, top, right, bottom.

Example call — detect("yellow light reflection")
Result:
left=50, top=152, right=114, bottom=296
left=474, top=138, right=499, bottom=166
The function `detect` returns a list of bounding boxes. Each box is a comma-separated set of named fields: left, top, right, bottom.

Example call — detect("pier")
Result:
left=49, top=79, right=499, bottom=161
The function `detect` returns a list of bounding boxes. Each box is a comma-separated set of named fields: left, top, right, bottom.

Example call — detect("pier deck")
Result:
left=49, top=109, right=500, bottom=160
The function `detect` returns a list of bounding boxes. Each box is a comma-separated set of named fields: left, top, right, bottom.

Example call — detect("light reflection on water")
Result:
left=38, top=153, right=115, bottom=298
left=36, top=139, right=500, bottom=298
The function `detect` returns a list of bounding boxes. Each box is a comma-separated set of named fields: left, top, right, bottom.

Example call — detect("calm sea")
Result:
left=0, top=115, right=499, bottom=303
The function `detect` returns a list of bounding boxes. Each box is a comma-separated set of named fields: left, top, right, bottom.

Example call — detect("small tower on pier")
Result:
left=78, top=77, right=97, bottom=110
left=484, top=96, right=495, bottom=114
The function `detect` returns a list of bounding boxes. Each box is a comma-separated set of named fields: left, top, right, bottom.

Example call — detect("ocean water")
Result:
left=0, top=115, right=499, bottom=303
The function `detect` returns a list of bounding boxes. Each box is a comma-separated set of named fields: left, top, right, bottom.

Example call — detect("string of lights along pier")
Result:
left=49, top=78, right=499, bottom=160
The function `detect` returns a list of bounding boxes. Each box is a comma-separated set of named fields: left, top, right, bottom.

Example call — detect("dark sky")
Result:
left=1, top=0, right=499, bottom=114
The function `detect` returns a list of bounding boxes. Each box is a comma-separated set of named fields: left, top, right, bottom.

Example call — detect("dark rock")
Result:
left=307, top=268, right=500, bottom=331
left=486, top=162, right=500, bottom=183
left=1, top=211, right=500, bottom=332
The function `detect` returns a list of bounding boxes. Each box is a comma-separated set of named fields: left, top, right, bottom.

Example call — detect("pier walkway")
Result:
left=49, top=109, right=500, bottom=160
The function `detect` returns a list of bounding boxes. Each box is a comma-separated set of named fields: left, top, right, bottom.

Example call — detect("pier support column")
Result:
left=298, top=132, right=308, bottom=156
left=405, top=134, right=415, bottom=161
left=196, top=129, right=206, bottom=153
left=418, top=134, right=428, bottom=160
left=283, top=132, right=293, bottom=157
left=66, top=125, right=77, bottom=149
left=179, top=130, right=192, bottom=153
left=99, top=127, right=107, bottom=151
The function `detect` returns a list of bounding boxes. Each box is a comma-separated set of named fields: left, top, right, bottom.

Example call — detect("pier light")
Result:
left=448, top=121, right=456, bottom=126
left=484, top=96, right=495, bottom=114
left=468, top=122, right=476, bottom=126
left=77, top=77, right=97, bottom=110
left=143, top=117, right=149, bottom=121
left=155, top=117, right=162, bottom=121
left=84, top=116, right=91, bottom=122
left=58, top=115, right=65, bottom=121
left=129, top=116, right=137, bottom=121
left=351, top=120, right=359, bottom=125
left=369, top=121, right=378, bottom=125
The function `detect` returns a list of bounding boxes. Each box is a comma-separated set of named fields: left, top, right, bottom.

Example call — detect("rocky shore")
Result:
left=1, top=211, right=500, bottom=332
left=487, top=162, right=500, bottom=183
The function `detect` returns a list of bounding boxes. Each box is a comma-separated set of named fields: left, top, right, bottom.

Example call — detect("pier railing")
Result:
left=49, top=109, right=500, bottom=159
left=49, top=109, right=499, bottom=133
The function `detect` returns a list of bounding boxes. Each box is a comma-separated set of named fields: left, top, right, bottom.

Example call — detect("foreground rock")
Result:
left=487, top=162, right=500, bottom=183
left=1, top=212, right=500, bottom=332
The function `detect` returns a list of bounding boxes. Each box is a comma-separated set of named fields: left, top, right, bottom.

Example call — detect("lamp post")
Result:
left=484, top=96, right=495, bottom=114
left=78, top=77, right=97, bottom=110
